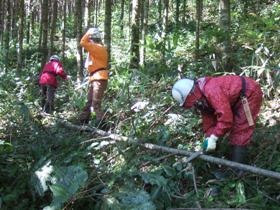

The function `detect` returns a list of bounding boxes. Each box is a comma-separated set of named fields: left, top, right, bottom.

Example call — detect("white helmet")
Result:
left=88, top=27, right=101, bottom=39
left=49, top=55, right=60, bottom=62
left=172, top=78, right=195, bottom=106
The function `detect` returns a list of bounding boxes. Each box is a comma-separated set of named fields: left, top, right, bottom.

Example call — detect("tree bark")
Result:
left=120, top=0, right=125, bottom=37
left=0, top=0, right=4, bottom=45
left=161, top=0, right=169, bottom=60
left=75, top=0, right=84, bottom=82
left=175, top=0, right=180, bottom=29
left=49, top=0, right=58, bottom=56
left=4, top=0, right=11, bottom=67
left=84, top=0, right=89, bottom=28
left=182, top=0, right=187, bottom=25
left=40, top=0, right=49, bottom=68
left=129, top=0, right=140, bottom=69
left=219, top=0, right=232, bottom=71
left=11, top=0, right=19, bottom=39
left=62, top=0, right=67, bottom=61
left=140, top=0, right=149, bottom=66
left=195, top=0, right=202, bottom=60
left=26, top=0, right=33, bottom=45
left=17, top=0, right=25, bottom=71
left=95, top=0, right=99, bottom=26
left=104, top=0, right=112, bottom=62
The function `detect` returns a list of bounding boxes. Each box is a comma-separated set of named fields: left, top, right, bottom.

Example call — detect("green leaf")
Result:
left=139, top=172, right=167, bottom=187
left=118, top=190, right=156, bottom=210
left=39, top=165, right=88, bottom=210
left=236, top=181, right=246, bottom=204
left=162, top=165, right=176, bottom=177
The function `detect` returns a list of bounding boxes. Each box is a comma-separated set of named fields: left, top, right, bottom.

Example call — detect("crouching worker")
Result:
left=79, top=28, right=109, bottom=125
left=172, top=75, right=263, bottom=164
left=39, top=55, right=69, bottom=113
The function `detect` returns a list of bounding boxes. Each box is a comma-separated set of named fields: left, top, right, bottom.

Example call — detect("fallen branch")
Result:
left=60, top=121, right=280, bottom=180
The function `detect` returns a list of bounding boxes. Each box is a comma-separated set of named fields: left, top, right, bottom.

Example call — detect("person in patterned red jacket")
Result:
left=39, top=55, right=69, bottom=113
left=172, top=75, right=263, bottom=164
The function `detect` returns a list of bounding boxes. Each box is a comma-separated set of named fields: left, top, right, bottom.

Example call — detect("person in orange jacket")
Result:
left=79, top=28, right=109, bottom=124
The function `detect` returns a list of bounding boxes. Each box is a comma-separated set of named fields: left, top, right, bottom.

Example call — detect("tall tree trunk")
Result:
left=92, top=0, right=96, bottom=27
left=84, top=0, right=89, bottom=28
left=140, top=0, right=149, bottom=66
left=175, top=0, right=180, bottom=29
left=11, top=0, right=19, bottom=39
left=26, top=0, right=33, bottom=45
left=161, top=0, right=169, bottom=60
left=95, top=0, right=99, bottom=26
left=120, top=0, right=125, bottom=37
left=17, top=0, right=25, bottom=71
left=0, top=0, right=4, bottom=46
left=62, top=0, right=67, bottom=60
left=182, top=0, right=187, bottom=25
left=195, top=0, right=202, bottom=60
left=158, top=0, right=162, bottom=22
left=40, top=0, right=49, bottom=68
left=219, top=0, right=232, bottom=71
left=31, top=0, right=36, bottom=36
left=87, top=0, right=93, bottom=27
left=4, top=0, right=11, bottom=67
left=75, top=0, right=84, bottom=82
left=49, top=0, right=58, bottom=56
left=104, top=0, right=112, bottom=62
left=129, top=0, right=140, bottom=69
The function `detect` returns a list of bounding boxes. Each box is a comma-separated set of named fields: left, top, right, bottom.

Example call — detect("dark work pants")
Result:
left=79, top=80, right=108, bottom=122
left=41, top=85, right=56, bottom=113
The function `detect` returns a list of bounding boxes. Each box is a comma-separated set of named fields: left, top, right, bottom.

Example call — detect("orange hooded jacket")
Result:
left=80, top=32, right=109, bottom=81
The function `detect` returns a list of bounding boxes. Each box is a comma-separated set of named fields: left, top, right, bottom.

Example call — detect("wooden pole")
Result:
left=60, top=121, right=280, bottom=180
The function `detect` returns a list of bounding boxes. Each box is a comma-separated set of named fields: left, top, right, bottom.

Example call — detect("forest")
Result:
left=0, top=0, right=280, bottom=209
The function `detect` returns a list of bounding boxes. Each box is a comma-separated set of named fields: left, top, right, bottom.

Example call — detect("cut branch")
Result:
left=60, top=121, right=280, bottom=180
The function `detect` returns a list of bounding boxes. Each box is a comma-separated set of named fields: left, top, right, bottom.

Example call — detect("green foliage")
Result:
left=1, top=1, right=280, bottom=209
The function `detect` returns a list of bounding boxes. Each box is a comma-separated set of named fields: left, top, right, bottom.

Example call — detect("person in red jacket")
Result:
left=39, top=55, right=69, bottom=113
left=79, top=28, right=109, bottom=125
left=172, top=75, right=263, bottom=163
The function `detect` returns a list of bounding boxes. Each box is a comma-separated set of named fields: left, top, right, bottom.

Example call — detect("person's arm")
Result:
left=55, top=62, right=67, bottom=80
left=206, top=88, right=233, bottom=137
left=80, top=32, right=92, bottom=51
left=202, top=114, right=216, bottom=137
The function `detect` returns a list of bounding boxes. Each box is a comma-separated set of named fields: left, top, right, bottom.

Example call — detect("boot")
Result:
left=231, top=145, right=248, bottom=176
left=232, top=145, right=247, bottom=164
left=79, top=109, right=91, bottom=124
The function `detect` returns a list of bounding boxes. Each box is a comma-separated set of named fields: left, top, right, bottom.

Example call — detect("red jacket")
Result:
left=39, top=60, right=67, bottom=88
left=194, top=76, right=262, bottom=145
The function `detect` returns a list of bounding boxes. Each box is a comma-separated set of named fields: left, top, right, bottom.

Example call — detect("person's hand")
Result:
left=202, top=134, right=218, bottom=152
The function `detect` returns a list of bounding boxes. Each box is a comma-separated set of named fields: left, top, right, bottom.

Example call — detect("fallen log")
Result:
left=61, top=121, right=280, bottom=180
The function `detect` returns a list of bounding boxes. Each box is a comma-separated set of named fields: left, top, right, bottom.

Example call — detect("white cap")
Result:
left=172, top=78, right=195, bottom=106
left=87, top=27, right=101, bottom=39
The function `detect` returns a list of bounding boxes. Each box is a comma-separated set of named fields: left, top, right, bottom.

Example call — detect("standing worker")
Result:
left=39, top=55, right=69, bottom=114
left=79, top=28, right=109, bottom=125
left=171, top=75, right=263, bottom=164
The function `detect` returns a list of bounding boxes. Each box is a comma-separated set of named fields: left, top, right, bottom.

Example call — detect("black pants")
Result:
left=41, top=85, right=56, bottom=113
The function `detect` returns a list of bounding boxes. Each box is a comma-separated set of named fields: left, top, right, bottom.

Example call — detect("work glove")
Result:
left=202, top=134, right=218, bottom=152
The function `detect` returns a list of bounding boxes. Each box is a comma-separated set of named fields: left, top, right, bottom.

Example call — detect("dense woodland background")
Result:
left=0, top=0, right=280, bottom=209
